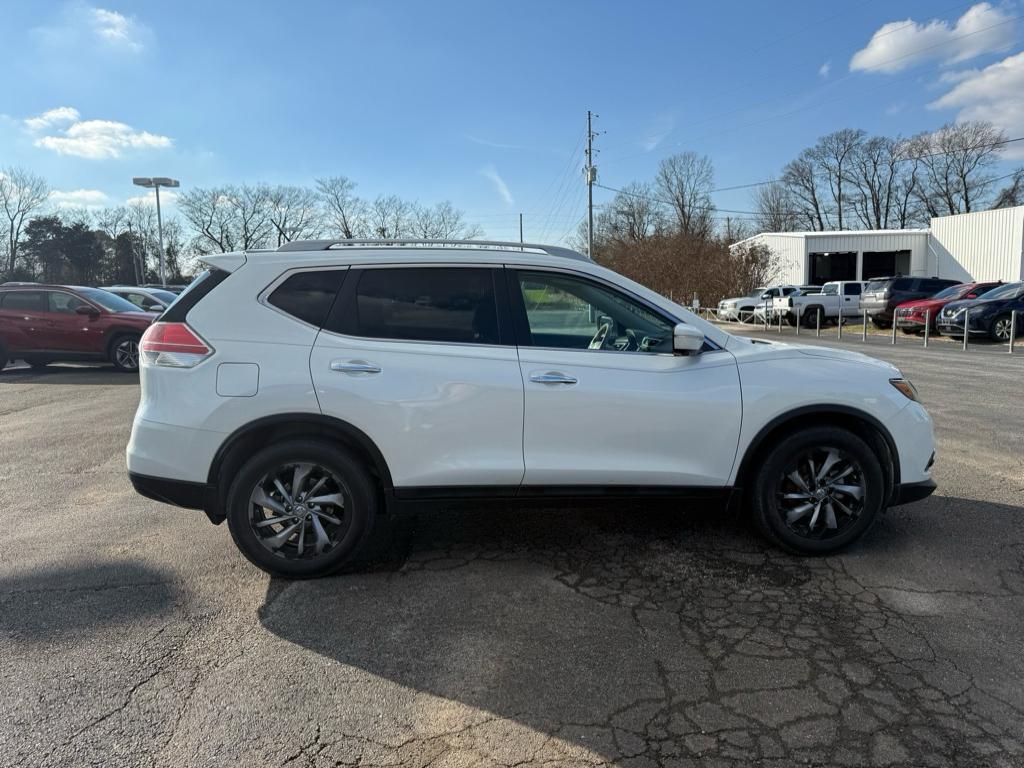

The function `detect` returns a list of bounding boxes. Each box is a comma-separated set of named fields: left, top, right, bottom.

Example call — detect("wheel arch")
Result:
left=205, top=413, right=394, bottom=522
left=104, top=326, right=144, bottom=354
left=733, top=405, right=900, bottom=507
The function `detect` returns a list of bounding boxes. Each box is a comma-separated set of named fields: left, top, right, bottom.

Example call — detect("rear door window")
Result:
left=0, top=291, right=46, bottom=311
left=328, top=267, right=502, bottom=345
left=267, top=269, right=347, bottom=328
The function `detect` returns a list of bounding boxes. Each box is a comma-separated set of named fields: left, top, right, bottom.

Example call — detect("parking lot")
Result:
left=1, top=336, right=1022, bottom=768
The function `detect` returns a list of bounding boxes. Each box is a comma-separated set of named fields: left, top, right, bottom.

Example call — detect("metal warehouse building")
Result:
left=732, top=205, right=1024, bottom=286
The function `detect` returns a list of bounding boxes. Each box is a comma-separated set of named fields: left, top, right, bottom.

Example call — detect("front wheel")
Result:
left=990, top=313, right=1014, bottom=342
left=109, top=334, right=140, bottom=372
left=751, top=427, right=885, bottom=555
left=226, top=440, right=383, bottom=578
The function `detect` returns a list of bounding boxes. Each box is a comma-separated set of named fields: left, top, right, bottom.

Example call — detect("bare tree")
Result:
left=409, top=201, right=483, bottom=239
left=655, top=152, right=715, bottom=239
left=368, top=195, right=411, bottom=239
left=913, top=121, right=1007, bottom=215
left=267, top=185, right=322, bottom=245
left=992, top=168, right=1024, bottom=209
left=848, top=136, right=901, bottom=229
left=811, top=128, right=864, bottom=230
left=751, top=180, right=798, bottom=232
left=781, top=152, right=829, bottom=231
left=0, top=167, right=49, bottom=275
left=316, top=176, right=368, bottom=239
left=177, top=185, right=272, bottom=253
left=599, top=182, right=667, bottom=244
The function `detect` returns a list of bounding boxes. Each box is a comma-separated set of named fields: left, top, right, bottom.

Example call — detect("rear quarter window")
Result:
left=267, top=269, right=347, bottom=328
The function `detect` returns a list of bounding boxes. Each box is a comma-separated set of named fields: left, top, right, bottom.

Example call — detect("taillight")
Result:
left=140, top=322, right=214, bottom=368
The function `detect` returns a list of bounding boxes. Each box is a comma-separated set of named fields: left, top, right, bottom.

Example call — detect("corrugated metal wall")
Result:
left=738, top=233, right=806, bottom=285
left=807, top=231, right=929, bottom=277
left=930, top=207, right=1024, bottom=282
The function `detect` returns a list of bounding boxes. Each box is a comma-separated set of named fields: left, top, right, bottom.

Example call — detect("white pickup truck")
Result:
left=773, top=281, right=866, bottom=327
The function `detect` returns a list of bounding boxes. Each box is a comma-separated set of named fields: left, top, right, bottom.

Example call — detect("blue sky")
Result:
left=2, top=0, right=1023, bottom=243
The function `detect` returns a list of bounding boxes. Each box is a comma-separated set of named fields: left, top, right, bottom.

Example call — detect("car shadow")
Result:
left=255, top=497, right=1024, bottom=764
left=0, top=363, right=137, bottom=385
left=0, top=560, right=178, bottom=642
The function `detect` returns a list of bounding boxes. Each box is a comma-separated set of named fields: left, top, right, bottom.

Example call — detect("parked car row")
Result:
left=0, top=282, right=175, bottom=372
left=720, top=276, right=1023, bottom=343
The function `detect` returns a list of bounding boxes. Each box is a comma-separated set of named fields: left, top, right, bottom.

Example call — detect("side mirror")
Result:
left=673, top=323, right=704, bottom=355
left=143, top=302, right=163, bottom=312
left=75, top=305, right=100, bottom=317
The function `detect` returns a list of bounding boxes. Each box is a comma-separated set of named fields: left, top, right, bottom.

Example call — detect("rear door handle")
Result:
left=330, top=359, right=381, bottom=375
left=529, top=371, right=577, bottom=385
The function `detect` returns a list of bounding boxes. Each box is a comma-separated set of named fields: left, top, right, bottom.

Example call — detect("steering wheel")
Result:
left=588, top=322, right=611, bottom=350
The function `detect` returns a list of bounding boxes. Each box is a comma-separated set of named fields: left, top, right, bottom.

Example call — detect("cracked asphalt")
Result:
left=1, top=334, right=1022, bottom=768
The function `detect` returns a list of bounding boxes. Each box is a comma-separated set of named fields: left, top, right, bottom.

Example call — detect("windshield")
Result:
left=150, top=289, right=177, bottom=303
left=865, top=279, right=890, bottom=292
left=931, top=284, right=968, bottom=300
left=748, top=287, right=766, bottom=298
left=977, top=282, right=1021, bottom=301
left=77, top=287, right=148, bottom=313
left=822, top=283, right=839, bottom=296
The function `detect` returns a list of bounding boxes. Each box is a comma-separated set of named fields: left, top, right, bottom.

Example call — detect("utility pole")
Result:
left=585, top=111, right=598, bottom=259
left=519, top=212, right=524, bottom=247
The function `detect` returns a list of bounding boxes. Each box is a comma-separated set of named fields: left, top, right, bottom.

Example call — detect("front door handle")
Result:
left=529, top=371, right=577, bottom=385
left=330, top=359, right=381, bottom=375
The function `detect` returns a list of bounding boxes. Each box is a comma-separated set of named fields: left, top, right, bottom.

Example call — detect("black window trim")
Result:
left=257, top=265, right=351, bottom=331
left=320, top=263, right=515, bottom=348
left=504, top=264, right=723, bottom=355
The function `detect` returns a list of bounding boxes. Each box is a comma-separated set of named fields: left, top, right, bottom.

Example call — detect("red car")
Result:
left=0, top=284, right=157, bottom=372
left=895, top=281, right=1003, bottom=334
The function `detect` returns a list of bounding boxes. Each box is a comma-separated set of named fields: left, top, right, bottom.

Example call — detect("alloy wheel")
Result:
left=115, top=339, right=139, bottom=370
left=248, top=462, right=351, bottom=560
left=776, top=447, right=866, bottom=540
left=993, top=316, right=1013, bottom=341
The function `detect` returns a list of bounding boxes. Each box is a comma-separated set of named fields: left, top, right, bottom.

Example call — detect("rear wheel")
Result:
left=801, top=306, right=823, bottom=328
left=872, top=317, right=891, bottom=329
left=226, top=440, right=384, bottom=578
left=109, top=334, right=140, bottom=372
left=751, top=426, right=885, bottom=555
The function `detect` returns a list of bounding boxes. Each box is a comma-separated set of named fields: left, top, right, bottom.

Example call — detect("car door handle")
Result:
left=330, top=360, right=381, bottom=375
left=529, top=371, right=577, bottom=385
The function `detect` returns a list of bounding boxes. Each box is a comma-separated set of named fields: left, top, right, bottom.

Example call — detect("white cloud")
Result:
left=850, top=3, right=1016, bottom=74
left=30, top=112, right=172, bottom=159
left=480, top=165, right=514, bottom=206
left=24, top=106, right=80, bottom=131
left=639, top=116, right=674, bottom=152
left=49, top=188, right=109, bottom=209
left=929, top=51, right=1024, bottom=158
left=90, top=8, right=146, bottom=52
left=126, top=189, right=179, bottom=207
left=818, top=61, right=831, bottom=78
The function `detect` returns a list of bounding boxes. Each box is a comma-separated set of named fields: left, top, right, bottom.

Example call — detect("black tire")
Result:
left=989, top=313, right=1014, bottom=343
left=0, top=346, right=7, bottom=372
left=801, top=306, right=823, bottom=328
left=871, top=318, right=891, bottom=329
left=738, top=306, right=755, bottom=324
left=785, top=313, right=798, bottom=327
left=900, top=328, right=916, bottom=335
left=750, top=426, right=885, bottom=555
left=226, top=439, right=384, bottom=578
left=108, top=333, right=141, bottom=372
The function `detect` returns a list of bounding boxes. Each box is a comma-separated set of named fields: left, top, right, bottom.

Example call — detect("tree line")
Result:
left=0, top=171, right=481, bottom=283
left=753, top=121, right=1024, bottom=232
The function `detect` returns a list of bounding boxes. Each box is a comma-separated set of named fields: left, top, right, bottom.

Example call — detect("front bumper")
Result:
left=894, top=478, right=937, bottom=505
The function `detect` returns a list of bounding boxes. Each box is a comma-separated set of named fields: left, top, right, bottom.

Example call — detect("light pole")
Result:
left=132, top=177, right=179, bottom=286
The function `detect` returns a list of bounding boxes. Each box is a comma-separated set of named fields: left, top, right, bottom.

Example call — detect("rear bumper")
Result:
left=129, top=471, right=222, bottom=523
left=894, top=478, right=937, bottom=506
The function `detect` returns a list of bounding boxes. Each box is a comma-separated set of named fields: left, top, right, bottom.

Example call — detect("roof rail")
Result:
left=276, top=238, right=590, bottom=261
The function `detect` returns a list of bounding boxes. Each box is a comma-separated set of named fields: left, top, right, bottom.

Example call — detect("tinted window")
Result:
left=1, top=291, right=46, bottom=311
left=843, top=283, right=862, bottom=296
left=76, top=287, right=143, bottom=313
left=48, top=292, right=89, bottom=313
left=892, top=278, right=915, bottom=291
left=931, top=284, right=968, bottom=300
left=344, top=268, right=499, bottom=345
left=268, top=270, right=346, bottom=327
left=516, top=271, right=675, bottom=353
left=980, top=282, right=1022, bottom=301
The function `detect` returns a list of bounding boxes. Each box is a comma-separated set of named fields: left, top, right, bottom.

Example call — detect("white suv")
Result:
left=127, top=240, right=936, bottom=577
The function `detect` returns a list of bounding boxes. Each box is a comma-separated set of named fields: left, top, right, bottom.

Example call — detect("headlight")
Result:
left=889, top=378, right=920, bottom=402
